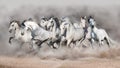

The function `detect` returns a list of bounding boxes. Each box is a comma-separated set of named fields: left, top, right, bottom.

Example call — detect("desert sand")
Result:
left=0, top=56, right=120, bottom=68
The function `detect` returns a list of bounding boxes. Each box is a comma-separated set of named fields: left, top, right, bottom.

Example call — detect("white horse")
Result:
left=46, top=17, right=62, bottom=48
left=39, top=17, right=50, bottom=30
left=73, top=16, right=87, bottom=29
left=9, top=20, right=33, bottom=48
left=72, top=16, right=96, bottom=48
left=60, top=17, right=85, bottom=47
left=48, top=17, right=60, bottom=38
left=87, top=16, right=112, bottom=47
left=60, top=17, right=74, bottom=36
left=40, top=17, right=55, bottom=31
left=88, top=16, right=96, bottom=27
left=22, top=18, right=59, bottom=48
left=85, top=16, right=97, bottom=45
left=92, top=26, right=111, bottom=47
left=23, top=19, right=40, bottom=31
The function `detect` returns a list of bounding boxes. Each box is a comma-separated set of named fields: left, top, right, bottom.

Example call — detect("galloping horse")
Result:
left=9, top=20, right=33, bottom=48
left=88, top=16, right=111, bottom=47
left=22, top=18, right=60, bottom=48
left=60, top=17, right=85, bottom=47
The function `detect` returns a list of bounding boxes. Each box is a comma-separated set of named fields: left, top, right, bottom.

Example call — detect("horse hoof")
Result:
left=53, top=46, right=57, bottom=49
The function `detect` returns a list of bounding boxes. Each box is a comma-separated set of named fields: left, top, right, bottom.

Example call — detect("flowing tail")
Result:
left=107, top=36, right=118, bottom=46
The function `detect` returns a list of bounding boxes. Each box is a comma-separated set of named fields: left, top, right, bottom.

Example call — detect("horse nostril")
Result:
left=9, top=30, right=12, bottom=33
left=45, top=26, right=47, bottom=30
left=92, top=25, right=94, bottom=28
left=21, top=32, right=24, bottom=35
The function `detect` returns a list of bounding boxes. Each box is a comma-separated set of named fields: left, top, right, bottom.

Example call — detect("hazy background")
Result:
left=0, top=0, right=120, bottom=59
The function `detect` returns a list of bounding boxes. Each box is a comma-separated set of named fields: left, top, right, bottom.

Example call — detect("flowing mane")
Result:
left=9, top=20, right=21, bottom=27
left=53, top=17, right=60, bottom=28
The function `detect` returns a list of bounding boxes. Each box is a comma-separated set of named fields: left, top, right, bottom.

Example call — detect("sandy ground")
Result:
left=0, top=56, right=120, bottom=68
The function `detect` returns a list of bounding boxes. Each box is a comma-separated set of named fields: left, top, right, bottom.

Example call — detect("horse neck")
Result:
left=15, top=23, right=20, bottom=29
left=81, top=19, right=86, bottom=23
left=14, top=26, right=21, bottom=34
left=88, top=27, right=91, bottom=31
left=90, top=19, right=96, bottom=26
left=92, top=26, right=98, bottom=33
left=80, top=20, right=86, bottom=27
left=33, top=24, right=39, bottom=30
left=53, top=21, right=57, bottom=29
left=66, top=23, right=74, bottom=33
left=62, top=28, right=67, bottom=37
left=28, top=21, right=39, bottom=30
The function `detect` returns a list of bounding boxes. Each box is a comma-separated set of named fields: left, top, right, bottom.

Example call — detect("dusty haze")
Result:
left=0, top=0, right=120, bottom=60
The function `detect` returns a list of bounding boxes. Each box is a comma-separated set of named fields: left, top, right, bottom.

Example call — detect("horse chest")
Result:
left=15, top=30, right=22, bottom=39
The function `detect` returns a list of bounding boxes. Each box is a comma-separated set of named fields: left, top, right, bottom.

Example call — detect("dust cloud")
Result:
left=0, top=5, right=120, bottom=60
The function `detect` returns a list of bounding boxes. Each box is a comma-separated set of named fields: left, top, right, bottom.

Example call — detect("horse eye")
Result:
left=12, top=25, right=14, bottom=26
left=51, top=21, right=54, bottom=23
left=22, top=23, right=25, bottom=26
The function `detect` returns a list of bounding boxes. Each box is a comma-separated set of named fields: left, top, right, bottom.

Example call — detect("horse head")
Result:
left=88, top=16, right=96, bottom=27
left=9, top=20, right=20, bottom=33
left=47, top=17, right=55, bottom=30
left=40, top=19, right=48, bottom=29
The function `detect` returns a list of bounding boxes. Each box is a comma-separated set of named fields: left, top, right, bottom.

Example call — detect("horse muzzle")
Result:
left=45, top=26, right=47, bottom=30
left=21, top=32, right=24, bottom=36
left=9, top=30, right=12, bottom=33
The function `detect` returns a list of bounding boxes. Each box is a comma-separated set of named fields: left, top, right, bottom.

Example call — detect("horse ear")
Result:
left=28, top=18, right=33, bottom=21
left=16, top=20, right=21, bottom=26
left=89, top=15, right=94, bottom=19
left=9, top=16, right=14, bottom=23
left=49, top=15, right=54, bottom=20
left=84, top=16, right=87, bottom=19
left=9, top=20, right=16, bottom=25
left=21, top=21, right=25, bottom=26
left=10, top=16, right=14, bottom=20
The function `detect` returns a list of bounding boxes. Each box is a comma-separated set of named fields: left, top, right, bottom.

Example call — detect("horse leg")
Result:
left=79, top=37, right=85, bottom=44
left=49, top=41, right=58, bottom=49
left=60, top=36, right=66, bottom=47
left=80, top=31, right=87, bottom=43
left=90, top=43, right=94, bottom=49
left=9, top=37, right=14, bottom=44
left=52, top=43, right=59, bottom=49
left=67, top=39, right=72, bottom=48
left=89, top=38, right=94, bottom=49
left=29, top=41, right=34, bottom=49
left=99, top=40, right=102, bottom=47
left=33, top=38, right=49, bottom=48
left=60, top=41, right=63, bottom=47
left=105, top=37, right=110, bottom=48
left=39, top=38, right=49, bottom=47
left=19, top=42, right=24, bottom=49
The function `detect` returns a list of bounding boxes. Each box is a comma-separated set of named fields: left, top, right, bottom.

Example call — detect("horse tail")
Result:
left=107, top=35, right=118, bottom=46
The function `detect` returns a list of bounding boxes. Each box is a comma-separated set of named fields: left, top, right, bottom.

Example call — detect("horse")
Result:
left=91, top=25, right=111, bottom=47
left=8, top=20, right=34, bottom=49
left=46, top=17, right=61, bottom=48
left=22, top=18, right=40, bottom=31
left=48, top=17, right=60, bottom=38
left=81, top=16, right=97, bottom=48
left=39, top=17, right=49, bottom=30
left=88, top=16, right=96, bottom=27
left=22, top=18, right=58, bottom=48
left=71, top=16, right=96, bottom=48
left=69, top=16, right=86, bottom=29
left=87, top=16, right=112, bottom=47
left=60, top=17, right=85, bottom=47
